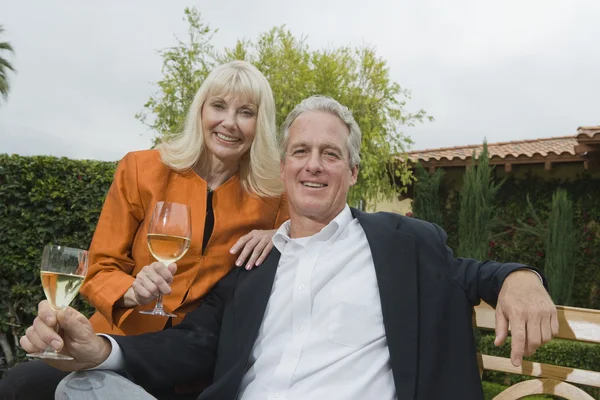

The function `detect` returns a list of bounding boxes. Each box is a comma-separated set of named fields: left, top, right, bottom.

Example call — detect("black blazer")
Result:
left=114, top=209, right=536, bottom=399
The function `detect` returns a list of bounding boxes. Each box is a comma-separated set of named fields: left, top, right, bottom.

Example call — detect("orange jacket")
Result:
left=80, top=150, right=288, bottom=335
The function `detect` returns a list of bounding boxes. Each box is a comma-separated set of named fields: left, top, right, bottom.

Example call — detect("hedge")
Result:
left=0, top=154, right=116, bottom=375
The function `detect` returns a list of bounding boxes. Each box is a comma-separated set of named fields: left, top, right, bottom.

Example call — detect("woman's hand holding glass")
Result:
left=140, top=201, right=191, bottom=317
left=119, top=261, right=178, bottom=307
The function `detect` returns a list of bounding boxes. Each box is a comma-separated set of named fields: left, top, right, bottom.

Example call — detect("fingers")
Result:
left=22, top=316, right=62, bottom=352
left=524, top=317, right=541, bottom=357
left=494, top=306, right=509, bottom=347
left=540, top=315, right=553, bottom=345
left=231, top=230, right=277, bottom=270
left=230, top=233, right=252, bottom=256
left=509, top=318, right=526, bottom=367
left=540, top=306, right=556, bottom=345
left=245, top=237, right=274, bottom=270
left=235, top=235, right=261, bottom=268
left=57, top=307, right=94, bottom=342
left=551, top=308, right=559, bottom=337
left=167, top=263, right=177, bottom=276
left=132, top=262, right=175, bottom=305
left=254, top=241, right=274, bottom=268
left=131, top=279, right=155, bottom=305
left=38, top=300, right=57, bottom=326
left=20, top=333, right=41, bottom=353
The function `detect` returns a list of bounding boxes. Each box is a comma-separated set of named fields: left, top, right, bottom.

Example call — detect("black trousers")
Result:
left=0, top=360, right=199, bottom=400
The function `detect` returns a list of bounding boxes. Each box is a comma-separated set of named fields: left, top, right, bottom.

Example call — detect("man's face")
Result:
left=280, top=111, right=358, bottom=224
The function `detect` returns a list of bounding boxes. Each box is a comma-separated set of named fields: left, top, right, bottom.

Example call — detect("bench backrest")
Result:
left=472, top=301, right=600, bottom=399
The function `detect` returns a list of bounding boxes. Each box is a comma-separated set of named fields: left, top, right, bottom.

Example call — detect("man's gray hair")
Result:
left=279, top=96, right=362, bottom=168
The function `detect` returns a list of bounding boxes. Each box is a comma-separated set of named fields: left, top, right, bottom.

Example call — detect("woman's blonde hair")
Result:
left=158, top=60, right=283, bottom=197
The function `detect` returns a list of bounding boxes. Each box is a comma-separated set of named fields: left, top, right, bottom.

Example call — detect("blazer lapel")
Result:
left=233, top=249, right=281, bottom=353
left=355, top=210, right=419, bottom=399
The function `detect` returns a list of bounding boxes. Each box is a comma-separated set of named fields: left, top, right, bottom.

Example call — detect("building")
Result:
left=373, top=126, right=600, bottom=214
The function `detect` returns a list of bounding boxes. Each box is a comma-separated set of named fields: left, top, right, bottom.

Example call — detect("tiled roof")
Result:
left=407, top=126, right=600, bottom=166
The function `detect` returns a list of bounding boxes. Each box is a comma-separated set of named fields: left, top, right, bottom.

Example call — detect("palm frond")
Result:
left=0, top=42, right=15, bottom=52
left=0, top=57, right=15, bottom=71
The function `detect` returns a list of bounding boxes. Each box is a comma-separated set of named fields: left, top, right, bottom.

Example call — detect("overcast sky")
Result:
left=1, top=0, right=599, bottom=161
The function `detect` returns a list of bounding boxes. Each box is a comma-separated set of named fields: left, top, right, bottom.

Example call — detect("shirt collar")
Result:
left=272, top=205, right=354, bottom=254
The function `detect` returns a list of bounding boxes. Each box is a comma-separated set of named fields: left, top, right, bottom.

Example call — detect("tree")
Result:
left=0, top=25, right=16, bottom=102
left=457, top=142, right=502, bottom=260
left=518, top=189, right=577, bottom=305
left=412, top=163, right=445, bottom=227
left=137, top=9, right=432, bottom=206
left=135, top=8, right=217, bottom=142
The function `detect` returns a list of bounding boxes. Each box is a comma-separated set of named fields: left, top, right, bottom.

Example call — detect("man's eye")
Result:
left=292, top=149, right=306, bottom=155
left=325, top=152, right=339, bottom=158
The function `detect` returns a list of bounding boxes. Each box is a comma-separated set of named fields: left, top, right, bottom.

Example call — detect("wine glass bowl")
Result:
left=140, top=201, right=191, bottom=317
left=27, top=245, right=88, bottom=360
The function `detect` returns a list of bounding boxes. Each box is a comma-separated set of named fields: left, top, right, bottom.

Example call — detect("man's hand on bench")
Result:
left=494, top=270, right=559, bottom=367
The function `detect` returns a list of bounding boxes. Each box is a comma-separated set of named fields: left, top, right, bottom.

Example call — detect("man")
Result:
left=21, top=96, right=558, bottom=399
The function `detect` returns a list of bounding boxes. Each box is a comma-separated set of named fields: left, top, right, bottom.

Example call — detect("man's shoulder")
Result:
left=353, top=208, right=439, bottom=234
left=353, top=209, right=446, bottom=251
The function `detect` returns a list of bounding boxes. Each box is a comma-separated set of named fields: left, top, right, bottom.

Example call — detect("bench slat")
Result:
left=479, top=354, right=600, bottom=388
left=473, top=302, right=600, bottom=344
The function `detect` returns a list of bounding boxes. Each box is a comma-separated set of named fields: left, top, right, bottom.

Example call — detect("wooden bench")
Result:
left=473, top=302, right=600, bottom=399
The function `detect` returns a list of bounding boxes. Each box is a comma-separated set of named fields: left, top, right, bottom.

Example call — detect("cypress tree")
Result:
left=457, top=141, right=502, bottom=260
left=544, top=189, right=576, bottom=304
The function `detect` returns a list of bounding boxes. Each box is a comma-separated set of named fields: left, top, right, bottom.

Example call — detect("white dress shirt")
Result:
left=237, top=205, right=395, bottom=400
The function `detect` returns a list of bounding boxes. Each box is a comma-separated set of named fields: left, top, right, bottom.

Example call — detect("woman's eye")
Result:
left=240, top=109, right=254, bottom=116
left=212, top=103, right=225, bottom=110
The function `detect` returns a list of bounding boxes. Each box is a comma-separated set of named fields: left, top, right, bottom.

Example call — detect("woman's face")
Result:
left=201, top=93, right=258, bottom=164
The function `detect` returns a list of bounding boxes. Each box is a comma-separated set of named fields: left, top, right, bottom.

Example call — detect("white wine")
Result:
left=147, top=234, right=191, bottom=264
left=41, top=271, right=85, bottom=310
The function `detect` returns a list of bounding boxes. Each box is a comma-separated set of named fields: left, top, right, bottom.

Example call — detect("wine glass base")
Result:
left=139, top=309, right=177, bottom=318
left=26, top=352, right=74, bottom=360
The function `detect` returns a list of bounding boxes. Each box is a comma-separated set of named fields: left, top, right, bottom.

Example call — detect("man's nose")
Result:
left=304, top=152, right=324, bottom=173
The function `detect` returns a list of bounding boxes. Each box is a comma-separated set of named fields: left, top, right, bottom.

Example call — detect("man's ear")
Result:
left=349, top=164, right=359, bottom=186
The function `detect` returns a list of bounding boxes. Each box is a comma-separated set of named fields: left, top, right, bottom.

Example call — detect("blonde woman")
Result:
left=1, top=61, right=288, bottom=400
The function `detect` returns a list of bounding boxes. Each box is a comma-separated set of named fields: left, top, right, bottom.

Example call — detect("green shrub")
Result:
left=412, top=162, right=445, bottom=226
left=0, top=154, right=116, bottom=376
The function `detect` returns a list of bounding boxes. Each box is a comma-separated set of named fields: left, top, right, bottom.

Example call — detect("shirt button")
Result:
left=298, top=285, right=304, bottom=290
left=274, top=393, right=280, bottom=398
left=299, top=326, right=304, bottom=331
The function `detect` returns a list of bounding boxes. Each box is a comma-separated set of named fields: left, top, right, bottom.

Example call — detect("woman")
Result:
left=0, top=60, right=288, bottom=399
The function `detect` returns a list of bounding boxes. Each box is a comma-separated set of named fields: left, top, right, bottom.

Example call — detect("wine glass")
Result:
left=27, top=245, right=88, bottom=360
left=140, top=201, right=191, bottom=317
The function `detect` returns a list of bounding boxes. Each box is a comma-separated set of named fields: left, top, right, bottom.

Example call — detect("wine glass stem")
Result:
left=155, top=294, right=166, bottom=311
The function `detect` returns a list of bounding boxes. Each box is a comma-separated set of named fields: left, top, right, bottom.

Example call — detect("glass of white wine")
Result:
left=27, top=245, right=88, bottom=360
left=140, top=201, right=191, bottom=317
